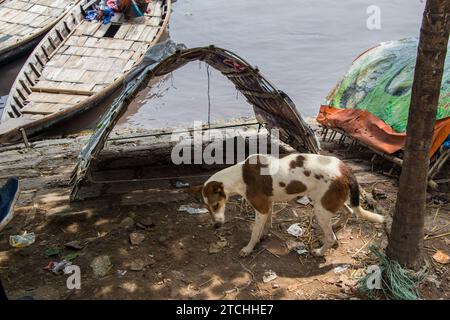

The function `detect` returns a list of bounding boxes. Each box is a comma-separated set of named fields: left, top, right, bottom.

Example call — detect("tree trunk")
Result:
left=386, top=0, right=450, bottom=269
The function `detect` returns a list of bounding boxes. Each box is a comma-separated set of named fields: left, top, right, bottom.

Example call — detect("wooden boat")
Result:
left=0, top=0, right=83, bottom=65
left=0, top=0, right=171, bottom=144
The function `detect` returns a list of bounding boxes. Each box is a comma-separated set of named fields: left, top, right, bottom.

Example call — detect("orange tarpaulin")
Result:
left=316, top=105, right=450, bottom=158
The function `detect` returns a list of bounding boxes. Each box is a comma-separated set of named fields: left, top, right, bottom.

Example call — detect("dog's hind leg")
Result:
left=240, top=211, right=269, bottom=257
left=332, top=204, right=352, bottom=231
left=262, top=210, right=272, bottom=238
left=312, top=204, right=337, bottom=256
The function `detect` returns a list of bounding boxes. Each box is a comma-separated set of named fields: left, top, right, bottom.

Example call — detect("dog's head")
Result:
left=190, top=181, right=227, bottom=228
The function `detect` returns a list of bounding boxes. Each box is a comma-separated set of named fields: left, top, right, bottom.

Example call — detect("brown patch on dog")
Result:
left=285, top=180, right=307, bottom=194
left=304, top=170, right=311, bottom=177
left=202, top=181, right=226, bottom=214
left=242, top=155, right=273, bottom=214
left=279, top=182, right=286, bottom=187
left=321, top=163, right=352, bottom=213
left=289, top=155, right=305, bottom=169
left=314, top=173, right=324, bottom=180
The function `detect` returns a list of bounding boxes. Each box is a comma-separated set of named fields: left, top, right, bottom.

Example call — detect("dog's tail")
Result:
left=348, top=170, right=385, bottom=224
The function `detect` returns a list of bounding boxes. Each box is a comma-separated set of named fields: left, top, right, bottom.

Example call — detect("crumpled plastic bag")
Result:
left=9, top=231, right=35, bottom=248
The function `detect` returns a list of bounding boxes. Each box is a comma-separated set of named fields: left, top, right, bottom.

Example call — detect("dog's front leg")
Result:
left=240, top=211, right=269, bottom=257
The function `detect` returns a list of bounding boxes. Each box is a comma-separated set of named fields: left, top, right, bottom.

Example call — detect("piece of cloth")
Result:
left=0, top=177, right=19, bottom=232
left=84, top=3, right=116, bottom=24
left=317, top=105, right=450, bottom=158
left=84, top=9, right=98, bottom=21
left=107, top=0, right=119, bottom=11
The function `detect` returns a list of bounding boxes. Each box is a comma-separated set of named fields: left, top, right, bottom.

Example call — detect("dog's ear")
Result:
left=188, top=184, right=203, bottom=195
left=213, top=183, right=226, bottom=198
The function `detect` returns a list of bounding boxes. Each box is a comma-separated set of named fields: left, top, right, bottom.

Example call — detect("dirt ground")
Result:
left=0, top=126, right=449, bottom=300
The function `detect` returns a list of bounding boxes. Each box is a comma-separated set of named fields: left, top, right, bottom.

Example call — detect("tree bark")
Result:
left=386, top=0, right=450, bottom=269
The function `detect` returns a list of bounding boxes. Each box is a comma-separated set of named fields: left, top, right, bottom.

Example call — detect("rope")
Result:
left=357, top=245, right=428, bottom=300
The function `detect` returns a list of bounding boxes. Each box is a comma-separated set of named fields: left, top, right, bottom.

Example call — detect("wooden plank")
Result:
left=41, top=66, right=84, bottom=83
left=46, top=54, right=70, bottom=67
left=62, top=55, right=83, bottom=68
left=138, top=26, right=155, bottom=42
left=52, top=68, right=85, bottom=82
left=21, top=102, right=70, bottom=115
left=33, top=80, right=95, bottom=93
left=114, top=24, right=132, bottom=39
left=74, top=20, right=102, bottom=36
left=93, top=23, right=111, bottom=38
left=27, top=92, right=84, bottom=105
left=79, top=70, right=109, bottom=84
left=30, top=87, right=94, bottom=96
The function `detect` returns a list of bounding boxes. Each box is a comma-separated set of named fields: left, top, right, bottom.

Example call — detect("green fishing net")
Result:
left=357, top=245, right=428, bottom=300
left=328, top=38, right=450, bottom=133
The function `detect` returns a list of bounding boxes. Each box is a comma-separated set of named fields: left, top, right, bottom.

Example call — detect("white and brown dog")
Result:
left=194, top=153, right=384, bottom=257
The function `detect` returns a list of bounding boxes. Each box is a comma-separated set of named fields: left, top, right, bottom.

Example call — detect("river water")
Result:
left=0, top=0, right=425, bottom=132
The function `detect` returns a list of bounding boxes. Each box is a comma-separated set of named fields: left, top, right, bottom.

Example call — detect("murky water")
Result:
left=0, top=0, right=425, bottom=132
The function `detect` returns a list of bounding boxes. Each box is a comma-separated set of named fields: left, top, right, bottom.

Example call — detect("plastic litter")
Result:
left=118, top=270, right=127, bottom=277
left=178, top=205, right=208, bottom=215
left=287, top=223, right=304, bottom=237
left=334, top=265, right=350, bottom=274
left=44, top=247, right=60, bottom=258
left=296, top=248, right=309, bottom=255
left=9, top=231, right=35, bottom=248
left=296, top=196, right=310, bottom=205
left=64, top=252, right=78, bottom=261
left=44, top=260, right=72, bottom=275
left=262, top=270, right=278, bottom=283
left=174, top=180, right=190, bottom=188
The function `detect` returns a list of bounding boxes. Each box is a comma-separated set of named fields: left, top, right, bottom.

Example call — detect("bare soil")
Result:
left=0, top=128, right=449, bottom=300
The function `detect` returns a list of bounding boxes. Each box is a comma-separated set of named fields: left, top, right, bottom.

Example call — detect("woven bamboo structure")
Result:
left=70, top=44, right=320, bottom=200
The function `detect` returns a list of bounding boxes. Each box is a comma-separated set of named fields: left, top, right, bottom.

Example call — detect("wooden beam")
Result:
left=30, top=87, right=94, bottom=96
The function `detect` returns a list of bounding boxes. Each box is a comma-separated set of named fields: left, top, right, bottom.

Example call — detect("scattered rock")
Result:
left=263, top=270, right=278, bottom=283
left=272, top=283, right=279, bottom=289
left=120, top=217, right=135, bottom=229
left=137, top=216, right=154, bottom=228
left=129, top=232, right=145, bottom=245
left=171, top=270, right=186, bottom=281
left=208, top=237, right=228, bottom=254
left=147, top=257, right=156, bottom=266
left=158, top=236, right=168, bottom=245
left=65, top=241, right=83, bottom=250
left=130, top=259, right=145, bottom=271
left=432, top=250, right=450, bottom=265
left=90, top=255, right=112, bottom=278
